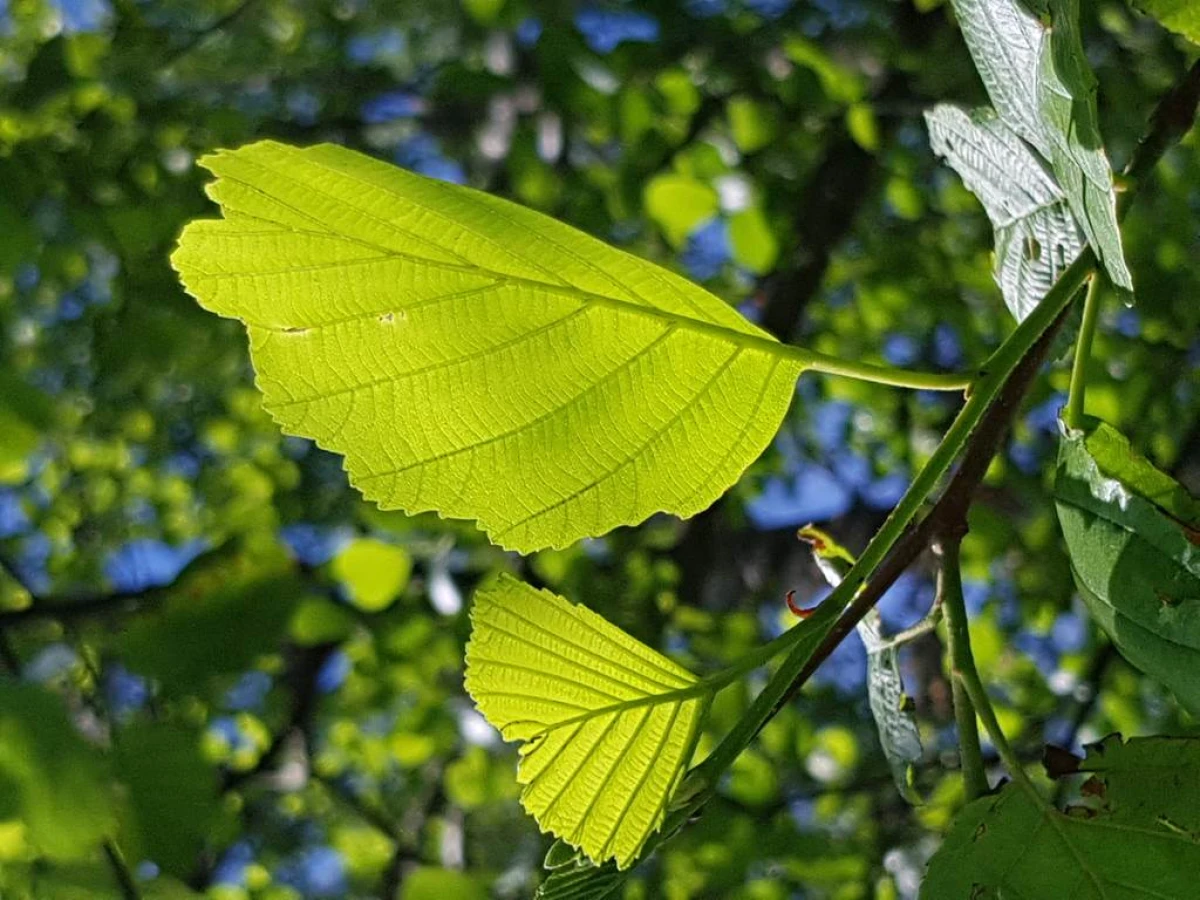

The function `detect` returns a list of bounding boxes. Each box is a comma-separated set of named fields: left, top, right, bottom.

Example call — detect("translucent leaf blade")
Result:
left=464, top=574, right=710, bottom=868
left=926, top=104, right=1085, bottom=320
left=859, top=611, right=923, bottom=804
left=949, top=0, right=1049, bottom=156
left=949, top=0, right=1132, bottom=293
left=172, top=141, right=803, bottom=552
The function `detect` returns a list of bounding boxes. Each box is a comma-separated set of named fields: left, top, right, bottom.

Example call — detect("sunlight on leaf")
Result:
left=949, top=0, right=1131, bottom=294
left=464, top=574, right=711, bottom=868
left=926, top=105, right=1084, bottom=321
left=172, top=141, right=803, bottom=553
left=1055, top=418, right=1200, bottom=716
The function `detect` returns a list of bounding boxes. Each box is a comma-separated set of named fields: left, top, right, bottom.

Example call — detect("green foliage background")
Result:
left=0, top=0, right=1198, bottom=897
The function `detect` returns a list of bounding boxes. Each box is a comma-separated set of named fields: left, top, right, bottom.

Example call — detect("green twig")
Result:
left=937, top=537, right=989, bottom=801
left=102, top=838, right=142, bottom=900
left=1066, top=275, right=1101, bottom=429
left=952, top=623, right=1043, bottom=801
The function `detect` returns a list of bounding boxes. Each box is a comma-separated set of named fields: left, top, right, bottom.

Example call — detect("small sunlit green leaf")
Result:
left=729, top=207, right=779, bottom=275
left=0, top=683, right=115, bottom=861
left=1133, top=0, right=1200, bottom=42
left=923, top=734, right=1200, bottom=897
left=332, top=537, right=411, bottom=612
left=727, top=96, right=778, bottom=154
left=1055, top=418, right=1200, bottom=716
left=782, top=36, right=863, bottom=103
left=643, top=173, right=720, bottom=246
left=465, top=574, right=711, bottom=868
left=845, top=102, right=879, bottom=152
left=172, top=141, right=803, bottom=553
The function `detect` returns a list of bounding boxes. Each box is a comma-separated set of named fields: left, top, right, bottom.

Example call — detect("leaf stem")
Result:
left=793, top=351, right=974, bottom=392
left=1065, top=274, right=1101, bottom=429
left=937, top=537, right=989, bottom=801
left=952, top=620, right=1043, bottom=801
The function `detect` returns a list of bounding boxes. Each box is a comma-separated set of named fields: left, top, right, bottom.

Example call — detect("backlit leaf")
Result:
left=860, top=612, right=924, bottom=805
left=926, top=104, right=1084, bottom=321
left=172, top=141, right=804, bottom=553
left=802, top=527, right=922, bottom=804
left=536, top=856, right=627, bottom=900
left=922, top=735, right=1200, bottom=898
left=1054, top=419, right=1200, bottom=716
left=643, top=173, right=720, bottom=247
left=949, top=0, right=1132, bottom=294
left=464, top=574, right=711, bottom=868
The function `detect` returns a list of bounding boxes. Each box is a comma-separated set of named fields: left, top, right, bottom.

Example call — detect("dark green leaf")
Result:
left=1055, top=419, right=1200, bottom=716
left=923, top=734, right=1200, bottom=897
left=113, top=723, right=227, bottom=877
left=116, top=555, right=305, bottom=697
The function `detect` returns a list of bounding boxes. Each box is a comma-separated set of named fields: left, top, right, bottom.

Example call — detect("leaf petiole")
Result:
left=1065, top=274, right=1101, bottom=429
left=789, top=348, right=974, bottom=392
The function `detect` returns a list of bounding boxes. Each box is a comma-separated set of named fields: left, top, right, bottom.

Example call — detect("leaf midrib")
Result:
left=203, top=173, right=808, bottom=368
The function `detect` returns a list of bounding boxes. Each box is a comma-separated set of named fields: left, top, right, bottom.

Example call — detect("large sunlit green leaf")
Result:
left=922, top=735, right=1200, bottom=898
left=1055, top=419, right=1200, bottom=716
left=926, top=104, right=1084, bottom=321
left=172, top=141, right=804, bottom=553
left=949, top=0, right=1132, bottom=294
left=0, top=683, right=116, bottom=861
left=464, top=574, right=711, bottom=868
